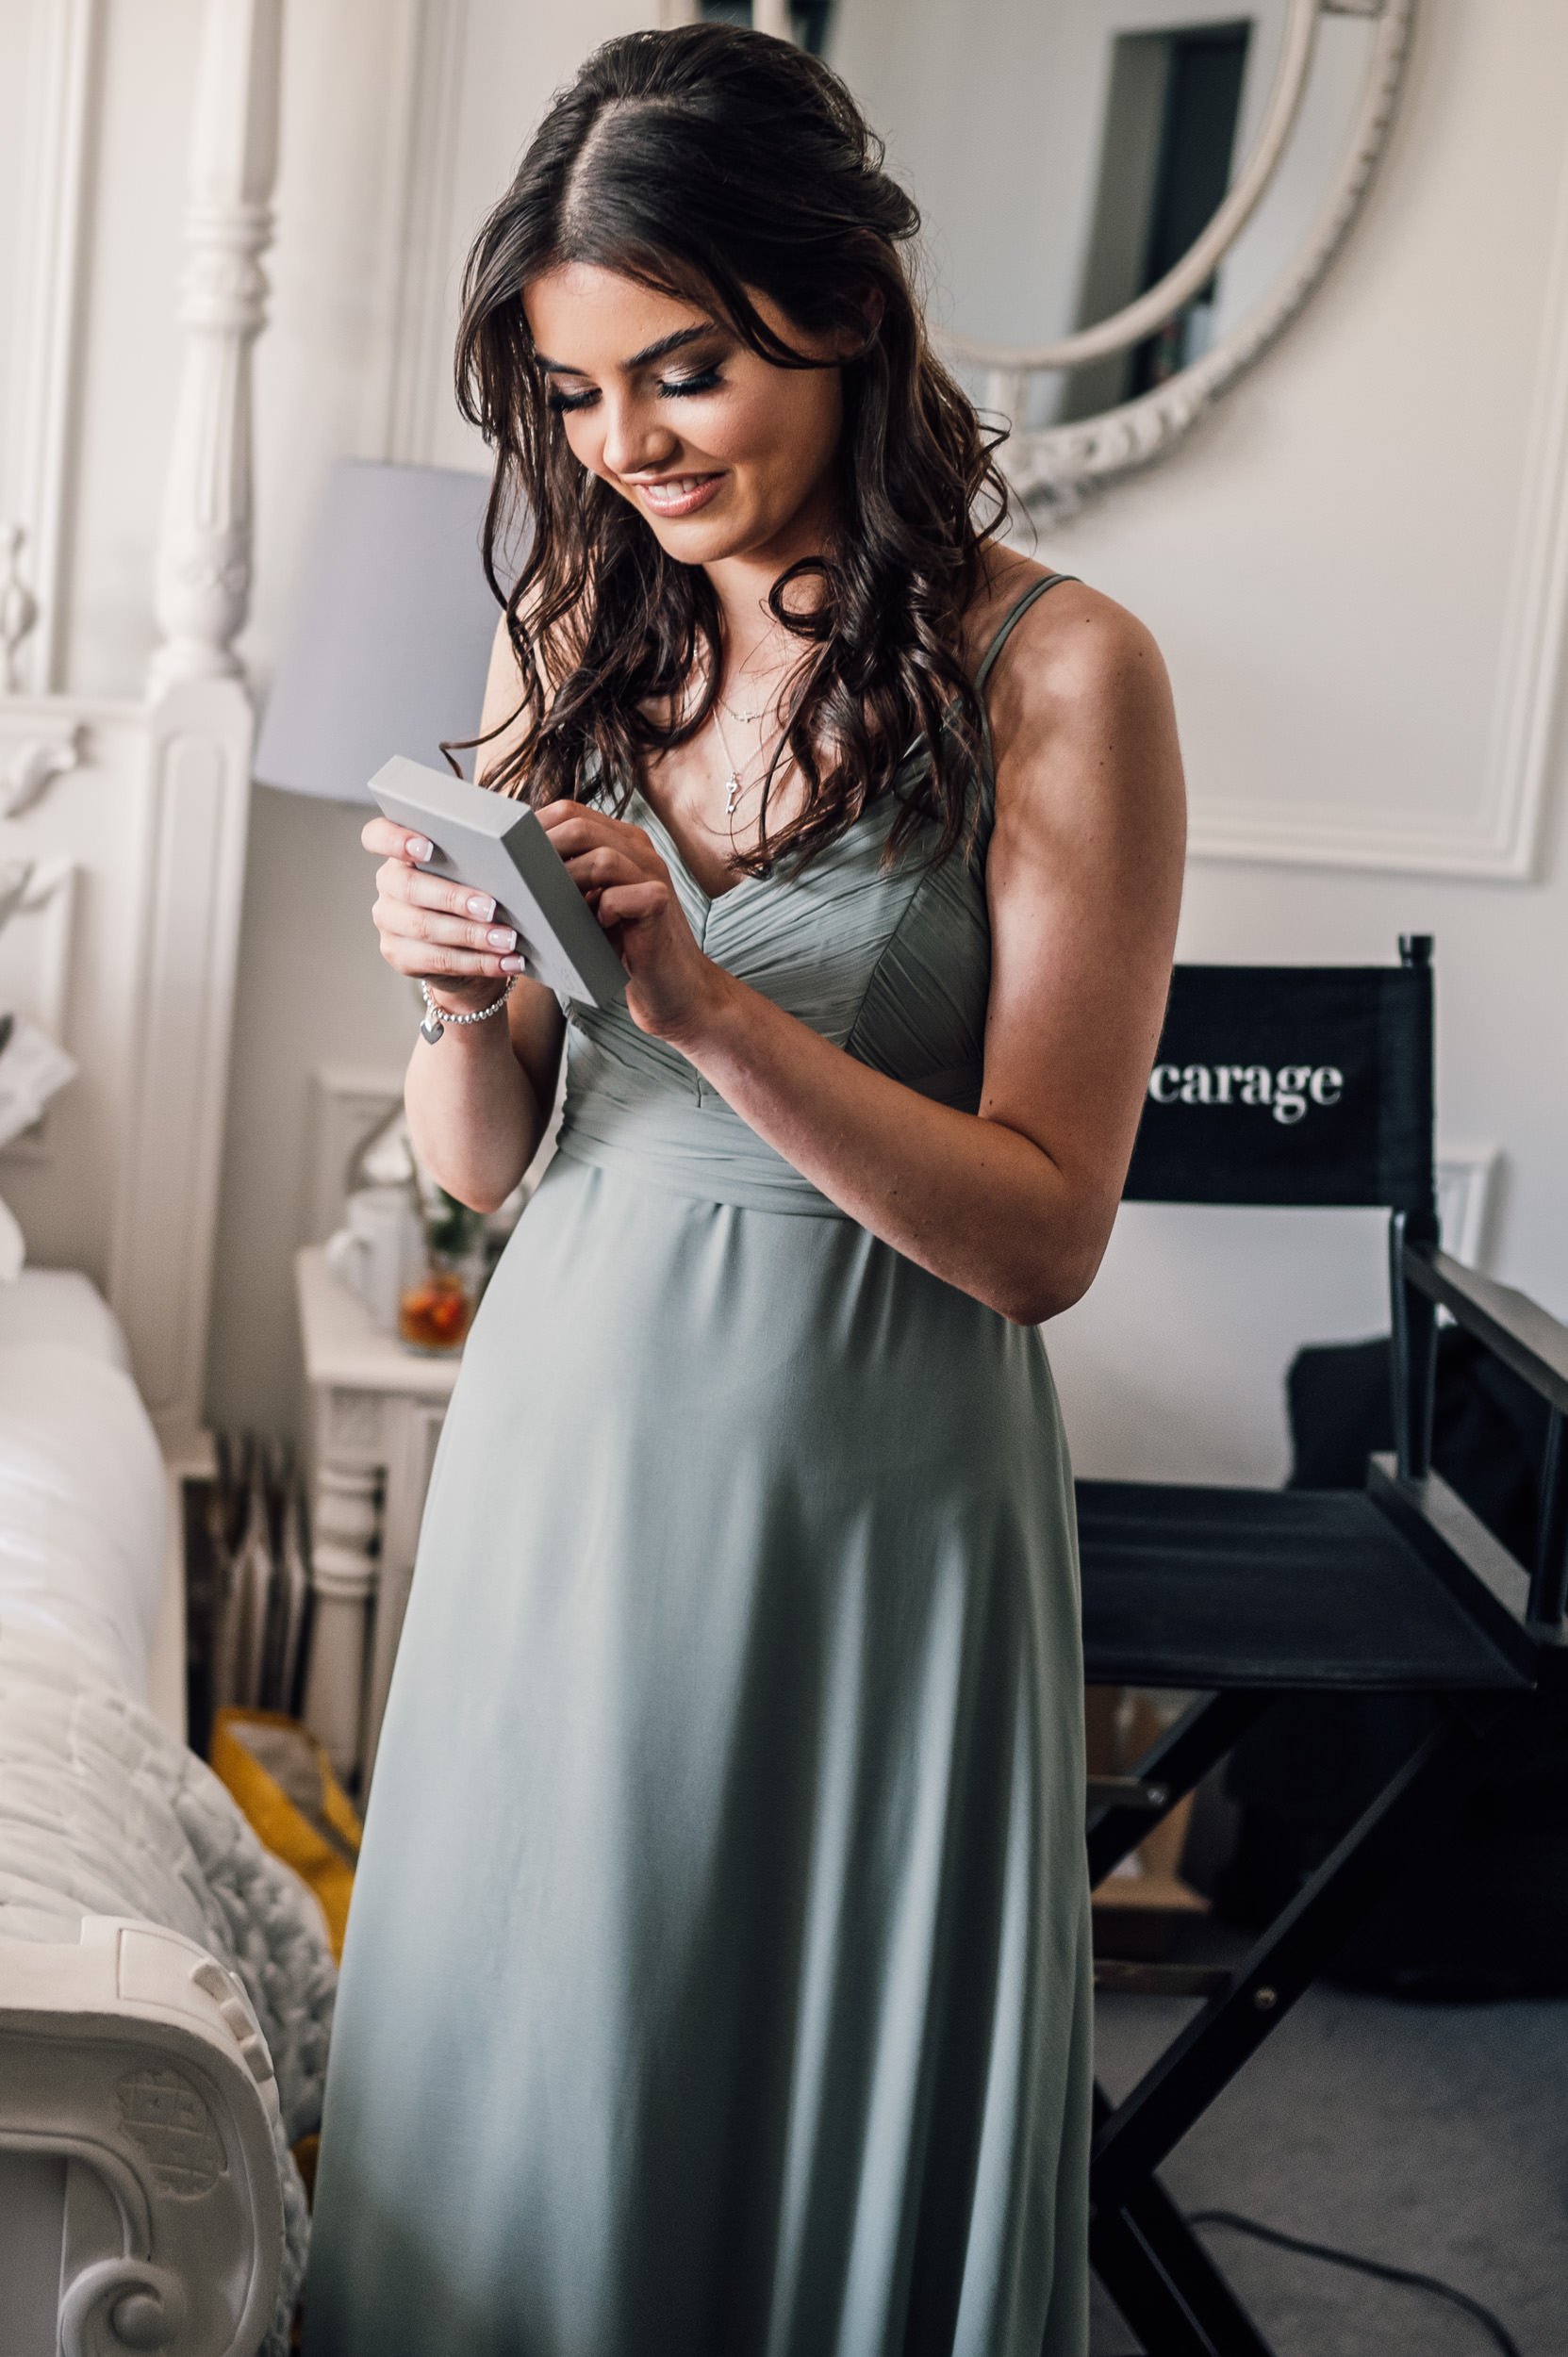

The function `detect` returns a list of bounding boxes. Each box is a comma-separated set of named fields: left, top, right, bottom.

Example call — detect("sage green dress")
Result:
left=304, top=574, right=1091, bottom=2357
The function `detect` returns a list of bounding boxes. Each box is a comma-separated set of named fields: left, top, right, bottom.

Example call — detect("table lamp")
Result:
left=255, top=459, right=515, bottom=799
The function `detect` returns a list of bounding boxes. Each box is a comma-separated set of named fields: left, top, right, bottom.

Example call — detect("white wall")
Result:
left=822, top=0, right=1328, bottom=359
left=1044, top=0, right=1568, bottom=1480
left=5, top=0, right=1566, bottom=1475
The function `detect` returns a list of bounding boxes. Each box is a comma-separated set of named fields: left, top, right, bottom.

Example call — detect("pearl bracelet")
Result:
left=419, top=975, right=517, bottom=1045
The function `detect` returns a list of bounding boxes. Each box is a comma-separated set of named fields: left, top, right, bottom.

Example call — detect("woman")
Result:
left=305, top=25, right=1184, bottom=2357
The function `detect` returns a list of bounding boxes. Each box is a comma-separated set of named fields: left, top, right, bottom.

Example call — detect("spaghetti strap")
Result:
left=973, top=569, right=1078, bottom=693
left=967, top=570, right=1080, bottom=812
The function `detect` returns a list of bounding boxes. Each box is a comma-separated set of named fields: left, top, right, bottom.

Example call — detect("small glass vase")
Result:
left=397, top=1247, right=483, bottom=1354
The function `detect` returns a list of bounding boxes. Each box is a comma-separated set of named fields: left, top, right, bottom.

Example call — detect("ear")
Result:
left=838, top=286, right=884, bottom=360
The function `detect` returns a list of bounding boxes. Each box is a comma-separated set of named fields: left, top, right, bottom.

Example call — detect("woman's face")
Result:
left=522, top=263, right=847, bottom=571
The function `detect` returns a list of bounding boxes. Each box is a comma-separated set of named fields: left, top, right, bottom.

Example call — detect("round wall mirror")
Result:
left=701, top=0, right=1414, bottom=515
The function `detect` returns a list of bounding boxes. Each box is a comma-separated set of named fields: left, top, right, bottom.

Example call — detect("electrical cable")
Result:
left=1189, top=2210, right=1523, bottom=2357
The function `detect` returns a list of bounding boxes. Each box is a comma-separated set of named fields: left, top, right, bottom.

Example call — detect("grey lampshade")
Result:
left=255, top=460, right=509, bottom=801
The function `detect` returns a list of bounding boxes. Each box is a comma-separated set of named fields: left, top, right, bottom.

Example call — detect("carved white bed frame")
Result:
left=0, top=4, right=296, bottom=2351
left=0, top=0, right=273, bottom=1468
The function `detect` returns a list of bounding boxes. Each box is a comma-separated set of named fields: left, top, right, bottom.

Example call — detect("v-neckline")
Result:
left=603, top=568, right=1067, bottom=911
left=627, top=784, right=775, bottom=911
left=627, top=783, right=893, bottom=912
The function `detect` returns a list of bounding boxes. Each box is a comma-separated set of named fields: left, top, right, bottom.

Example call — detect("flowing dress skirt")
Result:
left=303, top=1144, right=1092, bottom=2356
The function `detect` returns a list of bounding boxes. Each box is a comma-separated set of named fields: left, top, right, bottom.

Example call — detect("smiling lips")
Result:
left=631, top=472, right=724, bottom=518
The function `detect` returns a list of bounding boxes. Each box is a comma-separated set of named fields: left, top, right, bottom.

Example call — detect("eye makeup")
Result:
left=544, top=368, right=725, bottom=415
left=539, top=330, right=732, bottom=415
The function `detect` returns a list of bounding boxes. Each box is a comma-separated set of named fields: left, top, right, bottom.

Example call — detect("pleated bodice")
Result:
left=557, top=755, right=995, bottom=1215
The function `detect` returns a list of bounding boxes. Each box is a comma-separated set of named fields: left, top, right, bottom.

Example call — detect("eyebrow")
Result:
left=533, top=324, right=720, bottom=376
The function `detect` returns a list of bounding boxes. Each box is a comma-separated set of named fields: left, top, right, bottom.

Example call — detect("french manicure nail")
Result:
left=467, top=893, right=495, bottom=918
left=501, top=955, right=526, bottom=973
left=487, top=926, right=517, bottom=948
left=408, top=836, right=434, bottom=862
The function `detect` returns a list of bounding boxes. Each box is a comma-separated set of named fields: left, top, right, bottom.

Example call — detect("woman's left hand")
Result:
left=537, top=800, right=729, bottom=1047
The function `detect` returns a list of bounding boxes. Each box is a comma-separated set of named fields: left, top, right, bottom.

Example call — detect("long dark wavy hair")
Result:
left=451, top=21, right=1014, bottom=879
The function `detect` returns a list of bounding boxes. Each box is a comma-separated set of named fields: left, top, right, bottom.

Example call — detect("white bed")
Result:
left=0, top=1264, right=336, bottom=2357
left=0, top=4, right=333, bottom=2350
left=0, top=1271, right=192, bottom=1741
left=0, top=1272, right=162, bottom=1700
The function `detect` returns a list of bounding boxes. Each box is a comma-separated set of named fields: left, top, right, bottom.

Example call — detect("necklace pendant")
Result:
left=724, top=773, right=741, bottom=816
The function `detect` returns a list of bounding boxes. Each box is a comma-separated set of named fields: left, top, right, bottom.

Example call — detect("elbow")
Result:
left=993, top=1230, right=1110, bottom=1328
left=997, top=1279, right=1081, bottom=1329
left=420, top=1165, right=517, bottom=1219
left=451, top=1178, right=514, bottom=1218
left=454, top=1191, right=503, bottom=1219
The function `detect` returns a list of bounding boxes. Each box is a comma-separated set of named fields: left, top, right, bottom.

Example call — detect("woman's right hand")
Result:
left=362, top=816, right=527, bottom=1011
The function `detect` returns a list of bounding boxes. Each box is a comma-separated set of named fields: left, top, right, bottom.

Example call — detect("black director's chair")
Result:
left=1077, top=937, right=1568, bottom=2357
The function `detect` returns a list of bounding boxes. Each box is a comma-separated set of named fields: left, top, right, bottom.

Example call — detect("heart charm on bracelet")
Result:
left=418, top=975, right=516, bottom=1045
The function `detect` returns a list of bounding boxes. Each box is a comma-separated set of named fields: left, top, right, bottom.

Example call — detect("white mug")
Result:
left=325, top=1186, right=422, bottom=1335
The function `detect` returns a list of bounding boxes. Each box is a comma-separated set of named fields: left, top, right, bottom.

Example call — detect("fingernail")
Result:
left=467, top=893, right=495, bottom=918
left=501, top=954, right=526, bottom=973
left=487, top=926, right=516, bottom=948
left=408, top=836, right=434, bottom=862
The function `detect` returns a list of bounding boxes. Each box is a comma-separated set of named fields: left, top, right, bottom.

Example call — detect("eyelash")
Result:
left=545, top=367, right=724, bottom=415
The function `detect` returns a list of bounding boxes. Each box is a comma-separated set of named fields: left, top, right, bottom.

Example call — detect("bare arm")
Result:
left=364, top=614, right=567, bottom=1211
left=546, top=585, right=1185, bottom=1323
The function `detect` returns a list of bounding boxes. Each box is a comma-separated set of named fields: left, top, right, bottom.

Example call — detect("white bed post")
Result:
left=107, top=0, right=283, bottom=1462
left=148, top=0, right=280, bottom=697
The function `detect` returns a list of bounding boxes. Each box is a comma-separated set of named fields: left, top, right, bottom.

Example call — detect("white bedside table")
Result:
left=294, top=1244, right=463, bottom=1791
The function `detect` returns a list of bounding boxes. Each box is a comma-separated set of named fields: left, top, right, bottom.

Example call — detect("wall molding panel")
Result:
left=1436, top=1143, right=1499, bottom=1269
left=0, top=0, right=101, bottom=696
left=1472, top=119, right=1568, bottom=884
left=379, top=0, right=472, bottom=466
left=302, top=1065, right=404, bottom=1248
left=1189, top=95, right=1568, bottom=882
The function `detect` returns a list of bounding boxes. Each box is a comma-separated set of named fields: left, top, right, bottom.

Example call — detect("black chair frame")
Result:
left=1076, top=939, right=1568, bottom=2356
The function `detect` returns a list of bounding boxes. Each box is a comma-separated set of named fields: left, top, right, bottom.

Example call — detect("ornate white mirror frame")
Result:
left=734, top=0, right=1416, bottom=519
left=942, top=0, right=1416, bottom=517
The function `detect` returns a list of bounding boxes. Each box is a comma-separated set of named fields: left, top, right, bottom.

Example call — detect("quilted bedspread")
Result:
left=0, top=1325, right=336, bottom=2353
left=0, top=1622, right=337, bottom=2348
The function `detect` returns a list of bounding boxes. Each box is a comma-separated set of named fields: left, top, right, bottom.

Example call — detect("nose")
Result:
left=599, top=394, right=678, bottom=481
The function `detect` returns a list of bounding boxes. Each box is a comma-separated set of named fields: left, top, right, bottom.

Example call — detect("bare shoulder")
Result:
left=970, top=553, right=1168, bottom=729
left=970, top=554, right=1182, bottom=852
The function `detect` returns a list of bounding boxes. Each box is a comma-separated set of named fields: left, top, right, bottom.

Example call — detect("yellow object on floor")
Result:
left=209, top=1707, right=361, bottom=1962
left=291, top=2132, right=321, bottom=2201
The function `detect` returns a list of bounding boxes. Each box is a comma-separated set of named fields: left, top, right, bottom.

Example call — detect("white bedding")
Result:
left=0, top=1264, right=134, bottom=1366
left=0, top=1267, right=331, bottom=2349
left=0, top=1313, right=165, bottom=1697
left=0, top=1624, right=334, bottom=2352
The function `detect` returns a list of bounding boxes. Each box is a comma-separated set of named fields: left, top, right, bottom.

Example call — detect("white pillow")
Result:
left=0, top=1192, right=22, bottom=1285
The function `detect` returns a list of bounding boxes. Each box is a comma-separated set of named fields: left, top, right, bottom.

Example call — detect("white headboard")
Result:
left=0, top=0, right=281, bottom=1465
